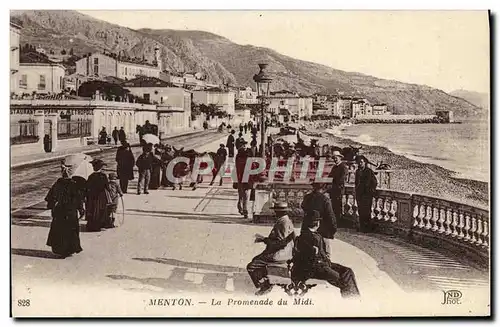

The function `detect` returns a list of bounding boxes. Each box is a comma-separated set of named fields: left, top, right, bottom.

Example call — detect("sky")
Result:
left=78, top=11, right=489, bottom=93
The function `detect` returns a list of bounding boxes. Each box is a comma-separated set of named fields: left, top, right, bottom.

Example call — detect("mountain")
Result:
left=450, top=89, right=489, bottom=111
left=11, top=10, right=483, bottom=118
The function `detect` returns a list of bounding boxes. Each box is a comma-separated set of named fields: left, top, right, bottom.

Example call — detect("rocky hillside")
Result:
left=11, top=10, right=482, bottom=117
left=450, top=89, right=489, bottom=110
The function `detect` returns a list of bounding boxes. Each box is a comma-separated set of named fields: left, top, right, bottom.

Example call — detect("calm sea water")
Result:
left=326, top=120, right=490, bottom=183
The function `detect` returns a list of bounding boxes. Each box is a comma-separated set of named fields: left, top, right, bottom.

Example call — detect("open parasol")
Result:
left=142, top=133, right=160, bottom=145
left=62, top=153, right=94, bottom=180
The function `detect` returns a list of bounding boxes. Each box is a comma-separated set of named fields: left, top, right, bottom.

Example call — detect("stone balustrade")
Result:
left=252, top=182, right=489, bottom=266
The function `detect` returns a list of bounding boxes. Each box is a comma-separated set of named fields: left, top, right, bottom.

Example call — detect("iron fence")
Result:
left=57, top=120, right=92, bottom=139
left=11, top=120, right=39, bottom=145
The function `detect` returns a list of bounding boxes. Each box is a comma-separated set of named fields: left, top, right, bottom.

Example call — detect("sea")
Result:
left=324, top=120, right=490, bottom=183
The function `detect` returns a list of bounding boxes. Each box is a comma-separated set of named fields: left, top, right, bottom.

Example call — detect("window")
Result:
left=143, top=93, right=150, bottom=103
left=125, top=67, right=128, bottom=75
left=38, top=75, right=46, bottom=90
left=94, top=63, right=99, bottom=75
left=19, top=74, right=27, bottom=88
left=60, top=76, right=63, bottom=90
left=94, top=58, right=99, bottom=65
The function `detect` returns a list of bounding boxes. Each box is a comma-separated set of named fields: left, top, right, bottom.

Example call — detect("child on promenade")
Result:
left=106, top=172, right=123, bottom=228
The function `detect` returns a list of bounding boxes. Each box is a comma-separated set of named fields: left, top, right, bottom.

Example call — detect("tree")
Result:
left=61, top=49, right=67, bottom=55
left=69, top=48, right=74, bottom=56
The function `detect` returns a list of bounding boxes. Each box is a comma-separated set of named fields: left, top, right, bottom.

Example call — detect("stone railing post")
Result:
left=34, top=109, right=45, bottom=151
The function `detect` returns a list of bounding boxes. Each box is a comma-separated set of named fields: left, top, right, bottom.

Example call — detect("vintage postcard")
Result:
left=10, top=10, right=490, bottom=317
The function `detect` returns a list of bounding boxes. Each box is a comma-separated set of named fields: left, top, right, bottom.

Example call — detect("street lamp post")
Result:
left=253, top=63, right=272, bottom=158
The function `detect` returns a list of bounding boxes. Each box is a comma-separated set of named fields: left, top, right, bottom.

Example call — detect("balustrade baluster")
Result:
left=457, top=212, right=465, bottom=239
left=445, top=209, right=452, bottom=235
left=475, top=217, right=483, bottom=245
left=451, top=211, right=459, bottom=237
left=413, top=203, right=420, bottom=227
left=418, top=204, right=426, bottom=229
left=382, top=198, right=391, bottom=221
left=482, top=221, right=489, bottom=248
left=424, top=205, right=433, bottom=230
left=470, top=216, right=477, bottom=244
left=438, top=208, right=446, bottom=233
left=388, top=199, right=397, bottom=223
left=431, top=207, right=439, bottom=231
left=463, top=214, right=471, bottom=241
left=373, top=197, right=380, bottom=220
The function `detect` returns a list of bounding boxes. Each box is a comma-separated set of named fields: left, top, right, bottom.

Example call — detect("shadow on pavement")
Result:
left=108, top=262, right=255, bottom=294
left=126, top=209, right=261, bottom=226
left=335, top=231, right=440, bottom=292
left=11, top=248, right=63, bottom=259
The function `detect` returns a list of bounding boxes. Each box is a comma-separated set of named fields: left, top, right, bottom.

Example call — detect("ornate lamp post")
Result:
left=253, top=63, right=272, bottom=158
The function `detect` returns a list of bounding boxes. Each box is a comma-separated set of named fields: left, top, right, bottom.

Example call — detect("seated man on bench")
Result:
left=291, top=210, right=360, bottom=298
left=247, top=201, right=296, bottom=295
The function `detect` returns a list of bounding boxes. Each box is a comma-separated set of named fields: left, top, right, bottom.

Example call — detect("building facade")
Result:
left=372, top=104, right=388, bottom=115
left=76, top=52, right=160, bottom=80
left=192, top=88, right=236, bottom=116
left=10, top=20, right=22, bottom=94
left=269, top=91, right=313, bottom=119
left=236, top=86, right=258, bottom=104
left=17, top=63, right=66, bottom=95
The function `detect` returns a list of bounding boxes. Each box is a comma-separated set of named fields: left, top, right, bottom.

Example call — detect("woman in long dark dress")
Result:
left=85, top=159, right=110, bottom=232
left=45, top=165, right=85, bottom=258
left=116, top=142, right=135, bottom=193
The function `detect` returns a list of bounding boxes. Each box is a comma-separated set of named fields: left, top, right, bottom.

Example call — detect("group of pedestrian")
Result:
left=246, top=186, right=360, bottom=298
left=98, top=126, right=127, bottom=145
left=45, top=157, right=125, bottom=258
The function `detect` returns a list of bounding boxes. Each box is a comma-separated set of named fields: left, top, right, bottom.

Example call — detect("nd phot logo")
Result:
left=441, top=290, right=462, bottom=305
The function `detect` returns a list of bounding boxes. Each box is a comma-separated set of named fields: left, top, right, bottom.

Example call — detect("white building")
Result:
left=10, top=19, right=22, bottom=94
left=268, top=90, right=313, bottom=119
left=76, top=52, right=160, bottom=80
left=14, top=51, right=66, bottom=95
left=192, top=88, right=236, bottom=116
left=236, top=86, right=258, bottom=104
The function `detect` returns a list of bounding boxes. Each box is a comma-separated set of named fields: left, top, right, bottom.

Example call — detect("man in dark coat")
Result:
left=115, top=142, right=135, bottom=193
left=247, top=202, right=296, bottom=295
left=328, top=151, right=349, bottom=228
left=355, top=155, right=378, bottom=233
left=226, top=130, right=236, bottom=158
left=112, top=127, right=119, bottom=145
left=118, top=127, right=126, bottom=144
left=291, top=210, right=360, bottom=298
left=210, top=144, right=227, bottom=186
left=301, top=182, right=337, bottom=261
left=136, top=144, right=154, bottom=195
left=235, top=144, right=250, bottom=218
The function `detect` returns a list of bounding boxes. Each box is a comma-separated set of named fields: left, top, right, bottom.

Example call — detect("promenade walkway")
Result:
left=11, top=132, right=489, bottom=317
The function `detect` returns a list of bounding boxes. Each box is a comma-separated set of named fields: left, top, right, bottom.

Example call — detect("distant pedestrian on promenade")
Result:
left=301, top=181, right=337, bottom=261
left=239, top=123, right=244, bottom=134
left=115, top=141, right=135, bottom=193
left=291, top=210, right=360, bottom=298
left=235, top=144, right=250, bottom=218
left=118, top=127, right=126, bottom=144
left=98, top=127, right=107, bottom=145
left=149, top=145, right=163, bottom=190
left=355, top=155, right=378, bottom=233
left=136, top=143, right=154, bottom=195
left=244, top=123, right=248, bottom=134
left=235, top=132, right=245, bottom=150
left=112, top=127, right=119, bottom=145
left=247, top=202, right=295, bottom=295
left=85, top=159, right=110, bottom=232
left=210, top=144, right=227, bottom=186
left=226, top=130, right=236, bottom=158
left=44, top=163, right=85, bottom=258
left=106, top=172, right=123, bottom=228
left=327, top=151, right=349, bottom=227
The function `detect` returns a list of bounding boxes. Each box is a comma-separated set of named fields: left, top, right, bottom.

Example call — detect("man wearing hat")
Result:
left=210, top=144, right=227, bottom=186
left=328, top=150, right=349, bottom=227
left=247, top=202, right=296, bottom=296
left=235, top=144, right=251, bottom=218
left=291, top=210, right=360, bottom=298
left=355, top=155, right=378, bottom=233
left=226, top=130, right=236, bottom=158
left=301, top=181, right=337, bottom=261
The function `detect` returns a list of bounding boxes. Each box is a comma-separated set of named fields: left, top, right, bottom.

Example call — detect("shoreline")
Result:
left=304, top=127, right=488, bottom=209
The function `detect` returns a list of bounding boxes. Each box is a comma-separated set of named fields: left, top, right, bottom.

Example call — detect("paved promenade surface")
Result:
left=11, top=133, right=490, bottom=317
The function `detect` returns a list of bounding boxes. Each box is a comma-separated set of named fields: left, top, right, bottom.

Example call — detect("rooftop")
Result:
left=122, top=76, right=178, bottom=88
left=20, top=52, right=64, bottom=68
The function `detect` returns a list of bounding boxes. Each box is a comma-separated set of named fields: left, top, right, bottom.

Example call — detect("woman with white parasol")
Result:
left=44, top=153, right=92, bottom=258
